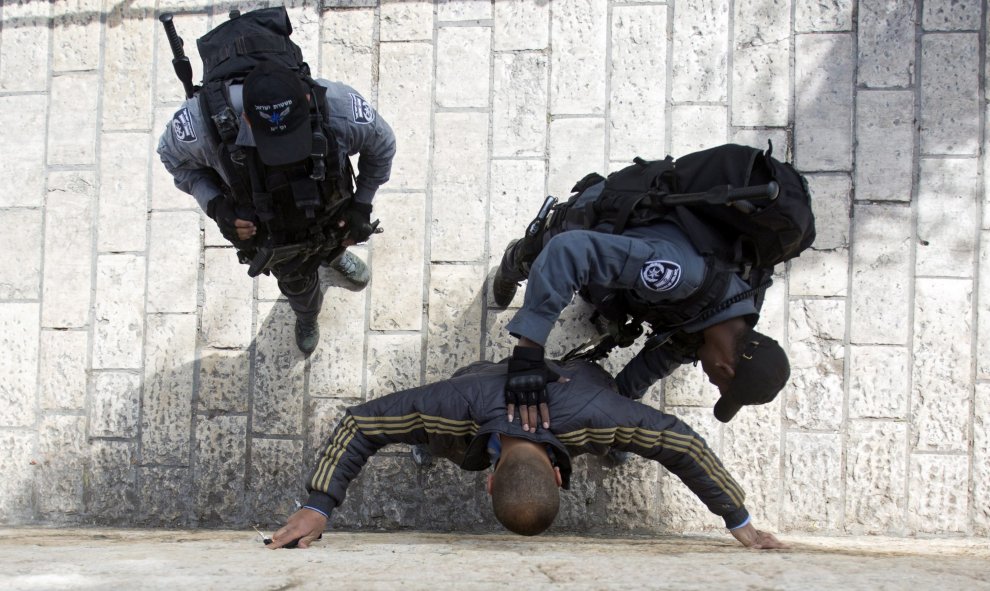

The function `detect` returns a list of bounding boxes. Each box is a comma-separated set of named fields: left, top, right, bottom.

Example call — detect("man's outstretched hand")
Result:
left=505, top=341, right=560, bottom=432
left=268, top=507, right=327, bottom=549
left=730, top=522, right=786, bottom=550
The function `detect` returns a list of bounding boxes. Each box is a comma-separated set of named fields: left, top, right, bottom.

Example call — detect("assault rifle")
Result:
left=247, top=219, right=382, bottom=278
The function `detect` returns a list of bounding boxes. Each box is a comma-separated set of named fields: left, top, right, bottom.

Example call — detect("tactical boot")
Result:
left=490, top=267, right=519, bottom=308
left=295, top=317, right=320, bottom=356
left=332, top=251, right=370, bottom=288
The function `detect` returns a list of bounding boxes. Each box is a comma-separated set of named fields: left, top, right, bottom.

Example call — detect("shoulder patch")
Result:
left=349, top=93, right=375, bottom=125
left=640, top=260, right=681, bottom=292
left=171, top=107, right=198, bottom=143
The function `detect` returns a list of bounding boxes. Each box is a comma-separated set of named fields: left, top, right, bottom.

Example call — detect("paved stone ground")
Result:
left=1, top=527, right=989, bottom=590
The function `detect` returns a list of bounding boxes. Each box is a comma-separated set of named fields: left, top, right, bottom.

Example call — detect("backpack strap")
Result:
left=198, top=80, right=253, bottom=206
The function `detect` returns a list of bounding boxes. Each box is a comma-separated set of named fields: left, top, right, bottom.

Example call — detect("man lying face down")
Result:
left=269, top=359, right=783, bottom=549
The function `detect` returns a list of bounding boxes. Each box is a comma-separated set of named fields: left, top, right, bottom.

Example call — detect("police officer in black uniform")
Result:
left=158, top=61, right=395, bottom=354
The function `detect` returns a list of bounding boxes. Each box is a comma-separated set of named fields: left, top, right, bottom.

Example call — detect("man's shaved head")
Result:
left=490, top=442, right=560, bottom=536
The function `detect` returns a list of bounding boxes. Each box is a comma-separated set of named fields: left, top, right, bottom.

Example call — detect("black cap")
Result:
left=713, top=329, right=790, bottom=423
left=242, top=61, right=311, bottom=166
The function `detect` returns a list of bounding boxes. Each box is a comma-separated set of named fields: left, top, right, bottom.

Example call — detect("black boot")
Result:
left=295, top=317, right=320, bottom=355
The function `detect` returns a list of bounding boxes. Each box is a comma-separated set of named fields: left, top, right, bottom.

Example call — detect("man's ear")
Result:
left=486, top=473, right=494, bottom=496
left=554, top=467, right=563, bottom=488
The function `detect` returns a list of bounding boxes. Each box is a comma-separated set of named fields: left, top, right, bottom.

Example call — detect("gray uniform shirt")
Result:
left=157, top=79, right=396, bottom=212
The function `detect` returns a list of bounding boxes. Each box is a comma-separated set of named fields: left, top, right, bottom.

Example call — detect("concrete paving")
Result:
left=1, top=528, right=988, bottom=590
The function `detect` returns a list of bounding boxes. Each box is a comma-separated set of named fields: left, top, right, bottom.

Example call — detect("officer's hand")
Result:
left=338, top=202, right=374, bottom=243
left=505, top=344, right=558, bottom=432
left=208, top=196, right=256, bottom=242
left=268, top=507, right=327, bottom=550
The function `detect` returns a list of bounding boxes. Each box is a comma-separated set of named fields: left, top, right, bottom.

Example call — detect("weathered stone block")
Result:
left=48, top=72, right=99, bottom=165
left=548, top=118, right=606, bottom=197
left=599, top=457, right=660, bottom=530
left=379, top=43, right=433, bottom=191
left=102, top=4, right=154, bottom=129
left=790, top=298, right=846, bottom=342
left=53, top=0, right=102, bottom=71
left=138, top=467, right=192, bottom=526
left=848, top=345, right=909, bottom=419
left=550, top=0, right=607, bottom=114
left=855, top=91, right=915, bottom=202
left=0, top=95, right=46, bottom=207
left=0, top=431, right=36, bottom=523
left=542, top=298, right=600, bottom=361
left=431, top=113, right=489, bottom=262
left=912, top=278, right=972, bottom=453
left=795, top=0, right=853, bottom=31
left=672, top=0, right=728, bottom=103
left=785, top=306, right=844, bottom=431
left=805, top=174, right=851, bottom=250
left=611, top=5, right=668, bottom=161
left=782, top=433, right=842, bottom=531
left=381, top=0, right=432, bottom=41
left=320, top=8, right=374, bottom=97
left=923, top=0, right=982, bottom=31
left=426, top=264, right=485, bottom=382
left=148, top=211, right=200, bottom=314
left=39, top=330, right=88, bottom=411
left=197, top=350, right=251, bottom=414
left=90, top=371, right=141, bottom=438
left=916, top=158, right=978, bottom=277
left=202, top=249, right=254, bottom=349
left=908, top=454, right=968, bottom=533
left=493, top=0, right=549, bottom=50
left=0, top=208, right=42, bottom=300
left=436, top=27, right=490, bottom=108
left=857, top=0, right=916, bottom=87
left=732, top=0, right=790, bottom=126
left=665, top=363, right=719, bottom=409
left=37, top=415, right=87, bottom=520
left=0, top=304, right=39, bottom=428
left=249, top=438, right=306, bottom=523
left=0, top=0, right=49, bottom=91
left=723, top=400, right=782, bottom=526
left=980, top=232, right=990, bottom=380
left=85, top=440, right=138, bottom=523
left=98, top=133, right=149, bottom=253
left=252, top=301, right=306, bottom=436
left=756, top=273, right=788, bottom=340
left=789, top=248, right=848, bottom=297
left=438, top=0, right=491, bottom=21
left=194, top=415, right=247, bottom=526
left=850, top=204, right=912, bottom=345
left=370, top=193, right=426, bottom=330
left=485, top=309, right=518, bottom=362
left=309, top=274, right=368, bottom=399
left=730, top=129, right=788, bottom=155
left=93, top=255, right=146, bottom=369
left=795, top=33, right=854, bottom=171
left=921, top=34, right=980, bottom=155
left=493, top=52, right=549, bottom=158
left=367, top=334, right=423, bottom=400
left=488, top=161, right=546, bottom=269
left=670, top=106, right=727, bottom=156
left=975, top=383, right=990, bottom=534
left=845, top=421, right=907, bottom=534
left=43, top=171, right=95, bottom=328
left=141, top=314, right=196, bottom=465
left=285, top=2, right=321, bottom=70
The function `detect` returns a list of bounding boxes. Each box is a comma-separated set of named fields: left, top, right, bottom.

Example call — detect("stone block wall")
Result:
left=0, top=0, right=986, bottom=537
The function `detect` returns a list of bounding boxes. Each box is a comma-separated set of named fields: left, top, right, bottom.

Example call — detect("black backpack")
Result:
left=196, top=7, right=309, bottom=83
left=558, top=142, right=816, bottom=274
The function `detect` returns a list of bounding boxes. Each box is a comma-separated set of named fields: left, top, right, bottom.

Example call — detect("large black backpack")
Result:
left=196, top=7, right=309, bottom=83
left=558, top=142, right=816, bottom=275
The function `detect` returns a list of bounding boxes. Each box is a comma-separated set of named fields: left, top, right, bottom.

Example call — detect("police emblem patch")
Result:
left=640, top=260, right=681, bottom=292
left=171, top=107, right=197, bottom=143
left=349, top=93, right=375, bottom=125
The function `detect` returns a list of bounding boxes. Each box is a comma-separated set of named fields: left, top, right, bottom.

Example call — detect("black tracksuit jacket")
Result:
left=305, top=359, right=749, bottom=529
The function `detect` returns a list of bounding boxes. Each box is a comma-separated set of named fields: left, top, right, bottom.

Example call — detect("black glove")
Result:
left=207, top=196, right=241, bottom=244
left=341, top=202, right=374, bottom=243
left=505, top=345, right=560, bottom=431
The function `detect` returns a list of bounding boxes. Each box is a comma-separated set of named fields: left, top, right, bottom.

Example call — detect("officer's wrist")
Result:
left=512, top=344, right=544, bottom=362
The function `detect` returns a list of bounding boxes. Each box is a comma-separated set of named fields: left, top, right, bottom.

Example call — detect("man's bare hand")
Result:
left=730, top=522, right=786, bottom=550
left=268, top=507, right=327, bottom=549
left=234, top=218, right=257, bottom=240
